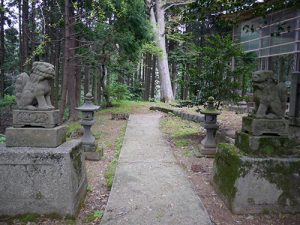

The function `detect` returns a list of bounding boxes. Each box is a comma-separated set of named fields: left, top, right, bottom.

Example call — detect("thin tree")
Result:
left=60, top=0, right=78, bottom=121
left=0, top=0, right=5, bottom=98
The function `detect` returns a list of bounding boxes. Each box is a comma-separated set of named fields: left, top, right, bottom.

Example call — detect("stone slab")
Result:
left=5, top=125, right=66, bottom=148
left=13, top=109, right=61, bottom=128
left=213, top=144, right=300, bottom=214
left=0, top=140, right=87, bottom=216
left=242, top=116, right=288, bottom=136
left=101, top=114, right=212, bottom=225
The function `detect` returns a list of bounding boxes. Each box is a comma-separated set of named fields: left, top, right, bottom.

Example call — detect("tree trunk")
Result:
left=84, top=65, right=89, bottom=95
left=148, top=0, right=174, bottom=102
left=30, top=0, right=36, bottom=61
left=150, top=55, right=156, bottom=99
left=54, top=40, right=61, bottom=107
left=0, top=0, right=5, bottom=98
left=100, top=64, right=111, bottom=107
left=144, top=53, right=151, bottom=101
left=171, top=62, right=177, bottom=99
left=21, top=0, right=29, bottom=71
left=60, top=0, right=78, bottom=121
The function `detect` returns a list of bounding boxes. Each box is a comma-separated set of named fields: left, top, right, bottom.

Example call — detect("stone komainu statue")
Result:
left=15, top=62, right=55, bottom=110
left=252, top=70, right=287, bottom=119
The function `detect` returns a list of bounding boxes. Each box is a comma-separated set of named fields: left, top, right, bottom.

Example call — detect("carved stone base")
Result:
left=5, top=125, right=66, bottom=148
left=235, top=132, right=297, bottom=156
left=0, top=140, right=87, bottom=217
left=242, top=116, right=288, bottom=136
left=13, top=109, right=61, bottom=128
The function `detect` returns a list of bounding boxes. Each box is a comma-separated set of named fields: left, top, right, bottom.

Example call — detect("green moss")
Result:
left=236, top=132, right=297, bottom=156
left=19, top=213, right=39, bottom=223
left=0, top=134, right=6, bottom=144
left=175, top=139, right=191, bottom=148
left=242, top=116, right=252, bottom=129
left=255, top=159, right=300, bottom=206
left=236, top=132, right=250, bottom=153
left=70, top=147, right=82, bottom=178
left=213, top=143, right=242, bottom=206
left=200, top=108, right=220, bottom=114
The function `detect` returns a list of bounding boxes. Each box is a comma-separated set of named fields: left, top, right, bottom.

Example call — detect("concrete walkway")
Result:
left=100, top=113, right=212, bottom=225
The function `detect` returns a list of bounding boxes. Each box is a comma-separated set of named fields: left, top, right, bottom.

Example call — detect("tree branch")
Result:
left=164, top=0, right=195, bottom=11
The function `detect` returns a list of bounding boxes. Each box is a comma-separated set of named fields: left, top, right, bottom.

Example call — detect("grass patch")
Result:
left=100, top=100, right=147, bottom=114
left=160, top=114, right=203, bottom=149
left=87, top=185, right=93, bottom=193
left=65, top=122, right=82, bottom=138
left=19, top=213, right=40, bottom=223
left=83, top=210, right=104, bottom=223
left=175, top=139, right=191, bottom=147
left=104, top=124, right=127, bottom=190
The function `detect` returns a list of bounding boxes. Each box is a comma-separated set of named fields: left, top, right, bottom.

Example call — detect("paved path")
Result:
left=101, top=113, right=212, bottom=225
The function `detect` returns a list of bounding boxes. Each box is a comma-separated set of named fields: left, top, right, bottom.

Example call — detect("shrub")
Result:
left=108, top=82, right=131, bottom=101
left=0, top=95, right=16, bottom=107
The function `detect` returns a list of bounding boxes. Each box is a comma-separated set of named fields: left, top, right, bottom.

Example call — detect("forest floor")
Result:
left=2, top=101, right=300, bottom=225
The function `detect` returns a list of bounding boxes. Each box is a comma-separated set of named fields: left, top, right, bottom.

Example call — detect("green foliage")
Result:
left=108, top=82, right=131, bottom=101
left=0, top=95, right=16, bottom=107
left=84, top=210, right=104, bottom=223
left=195, top=35, right=255, bottom=103
left=65, top=122, right=82, bottom=138
left=0, top=134, right=6, bottom=144
left=142, top=42, right=162, bottom=56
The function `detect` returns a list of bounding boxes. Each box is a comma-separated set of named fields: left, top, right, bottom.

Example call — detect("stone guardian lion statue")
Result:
left=252, top=70, right=287, bottom=119
left=15, top=62, right=55, bottom=110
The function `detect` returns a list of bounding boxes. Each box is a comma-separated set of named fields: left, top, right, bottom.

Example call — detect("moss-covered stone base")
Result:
left=235, top=131, right=298, bottom=156
left=242, top=116, right=288, bottom=136
left=213, top=143, right=300, bottom=214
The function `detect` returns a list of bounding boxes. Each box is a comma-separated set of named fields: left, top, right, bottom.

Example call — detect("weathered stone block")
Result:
left=0, top=140, right=87, bottom=217
left=242, top=116, right=288, bottom=136
left=235, top=131, right=297, bottom=156
left=213, top=144, right=300, bottom=214
left=13, top=109, right=61, bottom=128
left=5, top=125, right=66, bottom=148
left=82, top=143, right=103, bottom=161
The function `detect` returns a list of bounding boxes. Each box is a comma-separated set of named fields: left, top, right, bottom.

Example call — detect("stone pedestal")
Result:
left=5, top=125, right=66, bottom=148
left=242, top=117, right=288, bottom=136
left=13, top=109, right=61, bottom=128
left=82, top=143, right=103, bottom=161
left=212, top=144, right=300, bottom=214
left=201, top=123, right=219, bottom=156
left=0, top=140, right=87, bottom=217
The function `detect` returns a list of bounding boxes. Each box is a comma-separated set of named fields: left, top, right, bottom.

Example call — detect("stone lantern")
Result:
left=76, top=92, right=101, bottom=161
left=200, top=96, right=221, bottom=156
